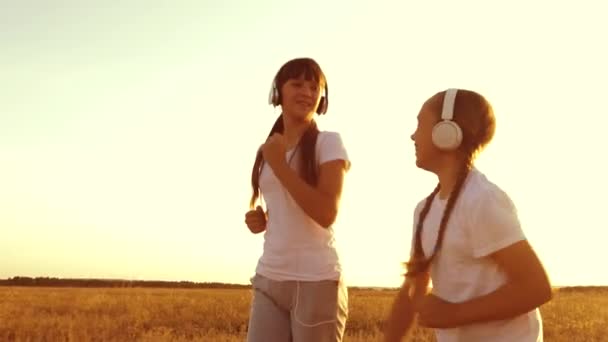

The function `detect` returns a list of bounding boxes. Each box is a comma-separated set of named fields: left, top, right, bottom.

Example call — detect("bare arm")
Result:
left=384, top=273, right=429, bottom=342
left=454, top=240, right=552, bottom=324
left=384, top=281, right=416, bottom=342
left=272, top=159, right=347, bottom=228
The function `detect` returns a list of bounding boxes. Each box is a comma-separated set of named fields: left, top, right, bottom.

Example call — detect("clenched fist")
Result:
left=261, top=133, right=288, bottom=171
left=245, top=206, right=267, bottom=234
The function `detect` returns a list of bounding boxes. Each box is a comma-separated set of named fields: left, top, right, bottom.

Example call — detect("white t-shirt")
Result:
left=255, top=131, right=351, bottom=282
left=412, top=167, right=543, bottom=342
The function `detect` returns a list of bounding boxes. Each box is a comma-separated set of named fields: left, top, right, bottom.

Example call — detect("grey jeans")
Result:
left=246, top=273, right=349, bottom=342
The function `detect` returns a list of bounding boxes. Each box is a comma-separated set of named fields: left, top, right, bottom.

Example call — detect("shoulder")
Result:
left=315, top=130, right=351, bottom=169
left=464, top=168, right=518, bottom=222
left=463, top=169, right=525, bottom=257
left=317, top=130, right=346, bottom=146
left=411, top=196, right=431, bottom=229
left=414, top=198, right=427, bottom=218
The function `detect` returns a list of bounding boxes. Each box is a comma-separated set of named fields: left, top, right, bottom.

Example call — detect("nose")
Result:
left=410, top=133, right=415, bottom=141
left=302, top=87, right=315, bottom=97
left=300, top=83, right=318, bottom=98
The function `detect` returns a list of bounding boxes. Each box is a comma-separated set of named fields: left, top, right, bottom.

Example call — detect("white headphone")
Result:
left=431, top=88, right=462, bottom=151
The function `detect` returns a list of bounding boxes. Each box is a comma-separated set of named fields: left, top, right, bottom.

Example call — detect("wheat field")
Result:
left=0, top=286, right=606, bottom=341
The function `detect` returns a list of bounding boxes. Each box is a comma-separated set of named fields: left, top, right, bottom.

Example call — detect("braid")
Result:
left=299, top=119, right=320, bottom=187
left=405, top=162, right=472, bottom=278
left=249, top=115, right=284, bottom=208
left=427, top=164, right=470, bottom=263
left=404, top=184, right=439, bottom=277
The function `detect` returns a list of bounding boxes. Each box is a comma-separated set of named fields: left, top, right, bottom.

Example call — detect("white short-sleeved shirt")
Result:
left=412, top=168, right=543, bottom=342
left=255, top=131, right=350, bottom=282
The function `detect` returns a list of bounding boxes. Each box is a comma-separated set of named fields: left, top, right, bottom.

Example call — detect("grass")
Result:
left=0, top=286, right=606, bottom=341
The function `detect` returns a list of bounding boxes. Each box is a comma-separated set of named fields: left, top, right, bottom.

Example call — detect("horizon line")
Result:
left=2, top=276, right=606, bottom=289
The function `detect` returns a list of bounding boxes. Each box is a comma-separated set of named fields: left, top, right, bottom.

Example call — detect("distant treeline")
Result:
left=2, top=277, right=604, bottom=292
left=0, top=276, right=251, bottom=289
left=555, top=285, right=608, bottom=293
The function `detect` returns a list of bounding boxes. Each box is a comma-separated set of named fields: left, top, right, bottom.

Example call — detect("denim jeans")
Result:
left=246, top=273, right=349, bottom=342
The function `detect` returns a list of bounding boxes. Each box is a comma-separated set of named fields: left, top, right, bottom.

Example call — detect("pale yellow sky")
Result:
left=1, top=0, right=606, bottom=287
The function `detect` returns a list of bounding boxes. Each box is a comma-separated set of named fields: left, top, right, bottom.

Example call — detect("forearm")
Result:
left=384, top=283, right=417, bottom=341
left=272, top=162, right=337, bottom=228
left=453, top=280, right=553, bottom=326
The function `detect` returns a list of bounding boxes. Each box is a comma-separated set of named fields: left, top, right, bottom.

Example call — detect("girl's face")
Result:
left=280, top=75, right=323, bottom=122
left=411, top=98, right=442, bottom=171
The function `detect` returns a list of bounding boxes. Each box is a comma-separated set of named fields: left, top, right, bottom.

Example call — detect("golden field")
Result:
left=0, top=286, right=606, bottom=341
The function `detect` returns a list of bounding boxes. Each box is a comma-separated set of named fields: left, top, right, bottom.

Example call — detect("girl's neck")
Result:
left=282, top=114, right=312, bottom=148
left=435, top=157, right=471, bottom=200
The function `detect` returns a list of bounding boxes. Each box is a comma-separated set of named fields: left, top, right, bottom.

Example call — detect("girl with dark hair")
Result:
left=244, top=57, right=350, bottom=342
left=384, top=89, right=552, bottom=342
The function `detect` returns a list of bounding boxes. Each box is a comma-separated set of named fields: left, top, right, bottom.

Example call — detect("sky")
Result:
left=1, top=0, right=607, bottom=288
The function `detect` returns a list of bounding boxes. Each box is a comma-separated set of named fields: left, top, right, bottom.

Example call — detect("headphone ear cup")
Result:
left=316, top=96, right=327, bottom=114
left=272, top=87, right=280, bottom=106
left=268, top=79, right=280, bottom=106
left=432, top=120, right=463, bottom=151
left=274, top=87, right=280, bottom=106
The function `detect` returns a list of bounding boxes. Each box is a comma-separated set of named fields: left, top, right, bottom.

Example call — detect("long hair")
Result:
left=249, top=58, right=328, bottom=208
left=405, top=89, right=496, bottom=277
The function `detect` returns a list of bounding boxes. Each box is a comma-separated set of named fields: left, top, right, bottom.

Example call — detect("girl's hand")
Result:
left=261, top=133, right=288, bottom=171
left=245, top=206, right=267, bottom=234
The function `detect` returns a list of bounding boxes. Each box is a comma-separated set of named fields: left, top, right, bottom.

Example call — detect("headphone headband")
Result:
left=441, top=88, right=458, bottom=120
